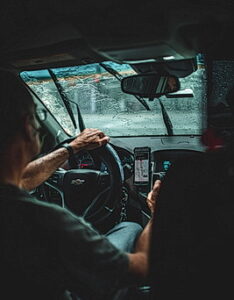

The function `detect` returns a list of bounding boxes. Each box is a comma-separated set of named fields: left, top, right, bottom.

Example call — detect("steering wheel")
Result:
left=44, top=139, right=124, bottom=233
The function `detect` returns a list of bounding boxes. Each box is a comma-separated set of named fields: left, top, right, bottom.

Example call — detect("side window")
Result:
left=210, top=61, right=234, bottom=107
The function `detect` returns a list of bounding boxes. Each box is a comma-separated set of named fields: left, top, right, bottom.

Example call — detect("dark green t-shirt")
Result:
left=0, top=184, right=129, bottom=299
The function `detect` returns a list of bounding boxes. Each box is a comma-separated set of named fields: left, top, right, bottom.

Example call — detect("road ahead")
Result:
left=81, top=111, right=203, bottom=136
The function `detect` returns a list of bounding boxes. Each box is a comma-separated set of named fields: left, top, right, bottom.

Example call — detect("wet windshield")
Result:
left=21, top=57, right=207, bottom=136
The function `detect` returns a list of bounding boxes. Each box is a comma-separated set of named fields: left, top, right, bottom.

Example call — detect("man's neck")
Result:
left=0, top=144, right=29, bottom=188
left=0, top=164, right=24, bottom=187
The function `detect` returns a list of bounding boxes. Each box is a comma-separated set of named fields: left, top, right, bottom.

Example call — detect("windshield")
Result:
left=21, top=57, right=207, bottom=136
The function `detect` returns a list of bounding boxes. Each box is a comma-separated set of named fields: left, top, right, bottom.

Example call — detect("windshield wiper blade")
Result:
left=48, top=69, right=78, bottom=130
left=65, top=98, right=86, bottom=132
left=99, top=62, right=122, bottom=81
left=99, top=62, right=150, bottom=111
left=48, top=70, right=86, bottom=132
left=158, top=99, right=173, bottom=135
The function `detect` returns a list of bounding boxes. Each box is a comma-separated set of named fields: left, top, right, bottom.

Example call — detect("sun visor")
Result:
left=96, top=43, right=196, bottom=64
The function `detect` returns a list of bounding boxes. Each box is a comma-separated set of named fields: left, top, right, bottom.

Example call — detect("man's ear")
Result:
left=23, top=115, right=34, bottom=142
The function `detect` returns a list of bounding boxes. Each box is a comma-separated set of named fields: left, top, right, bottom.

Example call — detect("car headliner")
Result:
left=0, top=0, right=234, bottom=71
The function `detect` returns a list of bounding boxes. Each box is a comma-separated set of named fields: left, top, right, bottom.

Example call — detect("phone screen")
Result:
left=134, top=147, right=151, bottom=185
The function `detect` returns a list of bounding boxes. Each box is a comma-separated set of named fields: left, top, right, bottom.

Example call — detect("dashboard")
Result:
left=152, top=149, right=204, bottom=172
left=67, top=146, right=204, bottom=186
left=151, top=149, right=204, bottom=184
left=61, top=135, right=205, bottom=178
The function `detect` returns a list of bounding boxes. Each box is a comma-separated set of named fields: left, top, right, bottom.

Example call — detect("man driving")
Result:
left=0, top=70, right=160, bottom=300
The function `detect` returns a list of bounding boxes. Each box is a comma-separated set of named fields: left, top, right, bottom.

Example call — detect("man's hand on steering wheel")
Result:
left=69, top=128, right=110, bottom=152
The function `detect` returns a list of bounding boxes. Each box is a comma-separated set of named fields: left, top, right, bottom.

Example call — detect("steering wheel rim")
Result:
left=47, top=139, right=124, bottom=232
left=83, top=144, right=123, bottom=222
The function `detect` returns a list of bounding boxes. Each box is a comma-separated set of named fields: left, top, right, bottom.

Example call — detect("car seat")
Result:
left=149, top=146, right=234, bottom=299
left=149, top=85, right=234, bottom=299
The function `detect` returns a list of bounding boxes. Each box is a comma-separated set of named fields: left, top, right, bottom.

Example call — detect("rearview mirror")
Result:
left=121, top=73, right=180, bottom=98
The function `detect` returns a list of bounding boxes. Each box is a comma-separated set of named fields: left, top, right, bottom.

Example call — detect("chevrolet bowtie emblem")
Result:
left=71, top=179, right=85, bottom=186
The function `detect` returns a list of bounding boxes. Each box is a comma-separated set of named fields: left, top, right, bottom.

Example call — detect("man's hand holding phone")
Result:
left=146, top=180, right=161, bottom=216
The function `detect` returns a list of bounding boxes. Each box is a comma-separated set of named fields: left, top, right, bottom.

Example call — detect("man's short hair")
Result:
left=0, top=70, right=34, bottom=148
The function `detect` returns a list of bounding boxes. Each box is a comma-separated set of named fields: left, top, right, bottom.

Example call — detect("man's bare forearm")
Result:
left=127, top=180, right=161, bottom=279
left=20, top=148, right=69, bottom=190
left=135, top=219, right=153, bottom=255
left=128, top=219, right=153, bottom=279
left=20, top=128, right=110, bottom=191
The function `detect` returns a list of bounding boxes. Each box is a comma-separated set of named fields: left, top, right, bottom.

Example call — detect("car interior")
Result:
left=1, top=0, right=234, bottom=299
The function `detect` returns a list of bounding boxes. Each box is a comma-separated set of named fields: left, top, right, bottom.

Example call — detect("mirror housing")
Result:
left=166, top=88, right=194, bottom=98
left=121, top=73, right=180, bottom=98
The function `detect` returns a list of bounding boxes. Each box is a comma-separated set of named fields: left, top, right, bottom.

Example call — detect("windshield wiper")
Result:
left=48, top=69, right=78, bottom=129
left=48, top=69, right=86, bottom=132
left=99, top=62, right=150, bottom=111
left=158, top=98, right=173, bottom=135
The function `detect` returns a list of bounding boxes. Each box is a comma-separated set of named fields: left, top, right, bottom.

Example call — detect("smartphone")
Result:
left=133, top=147, right=151, bottom=185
